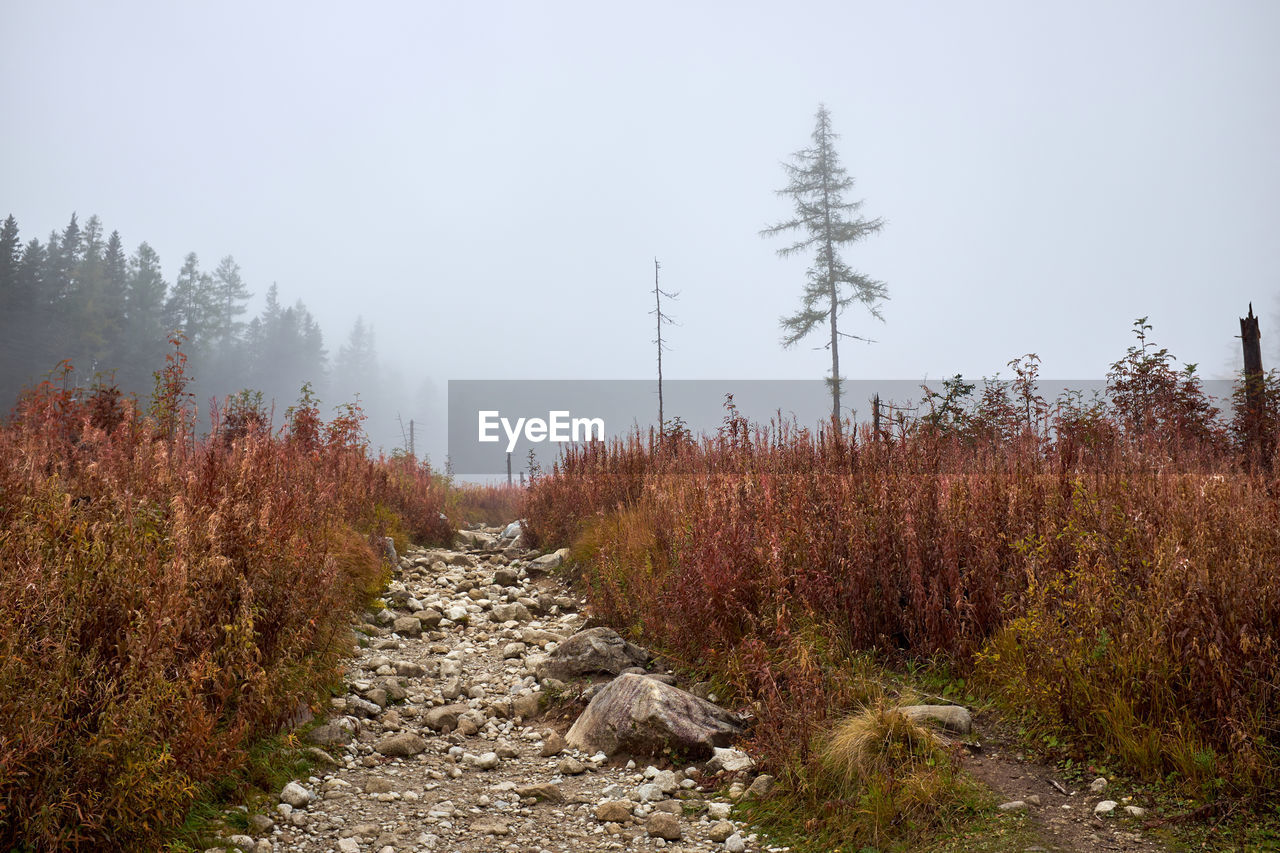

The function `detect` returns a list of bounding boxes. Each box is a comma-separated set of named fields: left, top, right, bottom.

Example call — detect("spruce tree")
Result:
left=0, top=215, right=20, bottom=299
left=165, top=252, right=216, bottom=347
left=74, top=215, right=108, bottom=369
left=333, top=316, right=377, bottom=402
left=125, top=242, right=169, bottom=388
left=0, top=219, right=26, bottom=398
left=762, top=104, right=886, bottom=426
left=211, top=255, right=251, bottom=349
left=101, top=231, right=129, bottom=362
left=2, top=239, right=46, bottom=399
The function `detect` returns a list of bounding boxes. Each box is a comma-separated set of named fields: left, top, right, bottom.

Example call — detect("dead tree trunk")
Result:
left=1240, top=303, right=1266, bottom=458
left=651, top=257, right=677, bottom=445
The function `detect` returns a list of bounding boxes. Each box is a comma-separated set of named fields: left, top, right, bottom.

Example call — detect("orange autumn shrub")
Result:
left=0, top=353, right=451, bottom=850
left=526, top=331, right=1280, bottom=802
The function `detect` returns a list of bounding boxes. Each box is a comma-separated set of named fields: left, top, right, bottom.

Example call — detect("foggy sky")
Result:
left=3, top=1, right=1278, bottom=459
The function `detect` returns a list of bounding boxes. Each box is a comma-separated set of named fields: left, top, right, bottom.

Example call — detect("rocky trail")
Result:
left=209, top=526, right=771, bottom=853
left=205, top=525, right=1170, bottom=853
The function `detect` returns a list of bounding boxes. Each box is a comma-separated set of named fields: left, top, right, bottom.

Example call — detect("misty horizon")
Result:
left=3, top=1, right=1278, bottom=465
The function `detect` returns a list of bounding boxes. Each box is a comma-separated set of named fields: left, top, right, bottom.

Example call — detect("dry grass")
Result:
left=819, top=704, right=950, bottom=796
left=0, top=350, right=453, bottom=850
left=524, top=328, right=1280, bottom=825
left=757, top=701, right=980, bottom=850
left=446, top=482, right=525, bottom=526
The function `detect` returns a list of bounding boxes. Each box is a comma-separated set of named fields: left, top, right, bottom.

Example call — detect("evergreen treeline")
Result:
left=0, top=212, right=383, bottom=433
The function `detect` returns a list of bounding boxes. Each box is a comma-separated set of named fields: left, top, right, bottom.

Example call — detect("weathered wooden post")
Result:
left=1239, top=303, right=1273, bottom=463
left=1241, top=303, right=1263, bottom=399
left=1241, top=304, right=1263, bottom=449
left=872, top=393, right=881, bottom=442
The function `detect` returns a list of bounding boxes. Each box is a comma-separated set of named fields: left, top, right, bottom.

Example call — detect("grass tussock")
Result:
left=806, top=703, right=973, bottom=847
left=742, top=701, right=986, bottom=852
left=0, top=347, right=454, bottom=850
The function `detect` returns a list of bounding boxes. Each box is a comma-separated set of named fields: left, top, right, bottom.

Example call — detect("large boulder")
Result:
left=565, top=673, right=743, bottom=758
left=535, top=627, right=649, bottom=681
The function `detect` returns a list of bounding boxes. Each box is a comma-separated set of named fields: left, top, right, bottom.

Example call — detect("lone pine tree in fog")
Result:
left=763, top=104, right=886, bottom=425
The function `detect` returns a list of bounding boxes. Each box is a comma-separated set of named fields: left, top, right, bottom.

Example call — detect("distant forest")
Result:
left=0, top=212, right=389, bottom=438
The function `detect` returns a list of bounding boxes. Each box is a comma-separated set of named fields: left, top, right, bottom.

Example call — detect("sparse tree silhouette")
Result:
left=650, top=257, right=678, bottom=440
left=0, top=212, right=390, bottom=441
left=762, top=104, right=886, bottom=427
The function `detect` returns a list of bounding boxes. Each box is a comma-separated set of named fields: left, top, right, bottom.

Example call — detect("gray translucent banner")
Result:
left=446, top=379, right=1237, bottom=476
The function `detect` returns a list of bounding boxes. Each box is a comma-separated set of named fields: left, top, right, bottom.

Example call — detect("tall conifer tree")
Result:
left=762, top=105, right=886, bottom=426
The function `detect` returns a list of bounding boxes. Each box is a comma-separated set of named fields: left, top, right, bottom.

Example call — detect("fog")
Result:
left=3, top=1, right=1278, bottom=465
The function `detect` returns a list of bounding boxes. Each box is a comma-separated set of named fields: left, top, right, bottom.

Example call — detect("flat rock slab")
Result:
left=527, top=548, right=571, bottom=574
left=535, top=626, right=649, bottom=681
left=566, top=673, right=743, bottom=758
left=374, top=731, right=426, bottom=756
left=304, top=721, right=352, bottom=746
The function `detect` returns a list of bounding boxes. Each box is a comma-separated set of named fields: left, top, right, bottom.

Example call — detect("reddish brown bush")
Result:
left=0, top=352, right=452, bottom=849
left=525, top=328, right=1279, bottom=801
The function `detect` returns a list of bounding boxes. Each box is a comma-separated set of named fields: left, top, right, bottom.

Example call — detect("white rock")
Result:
left=1125, top=805, right=1148, bottom=817
left=1089, top=776, right=1108, bottom=793
left=652, top=769, right=678, bottom=794
left=636, top=782, right=664, bottom=802
left=337, top=838, right=360, bottom=853
left=279, top=781, right=313, bottom=808
left=725, top=833, right=746, bottom=853
left=707, top=802, right=732, bottom=820
left=708, top=747, right=755, bottom=774
left=1095, top=800, right=1118, bottom=815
